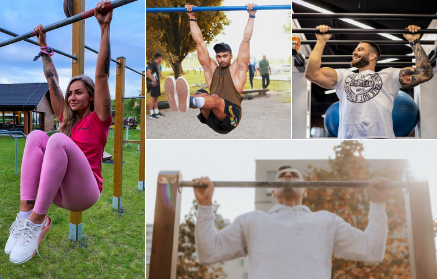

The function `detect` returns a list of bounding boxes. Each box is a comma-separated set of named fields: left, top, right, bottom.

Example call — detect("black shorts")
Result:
left=197, top=99, right=241, bottom=134
left=148, top=80, right=161, bottom=97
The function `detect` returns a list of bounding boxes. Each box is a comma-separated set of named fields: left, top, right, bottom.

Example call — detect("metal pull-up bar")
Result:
left=293, top=13, right=437, bottom=20
left=146, top=5, right=291, bottom=13
left=179, top=180, right=423, bottom=188
left=0, top=27, right=77, bottom=61
left=299, top=40, right=435, bottom=45
left=315, top=55, right=417, bottom=60
left=293, top=28, right=436, bottom=34
left=0, top=0, right=137, bottom=48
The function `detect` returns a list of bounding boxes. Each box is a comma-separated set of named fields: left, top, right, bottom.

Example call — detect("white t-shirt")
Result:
left=195, top=203, right=388, bottom=279
left=333, top=68, right=401, bottom=139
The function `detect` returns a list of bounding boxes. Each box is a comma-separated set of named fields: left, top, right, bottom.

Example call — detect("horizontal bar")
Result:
left=0, top=27, right=76, bottom=61
left=180, top=181, right=424, bottom=188
left=0, top=0, right=137, bottom=48
left=314, top=55, right=416, bottom=60
left=84, top=46, right=145, bottom=77
left=321, top=62, right=415, bottom=67
left=146, top=5, right=291, bottom=13
left=293, top=13, right=437, bottom=20
left=293, top=28, right=437, bottom=34
left=123, top=140, right=140, bottom=143
left=300, top=40, right=435, bottom=45
left=123, top=96, right=145, bottom=99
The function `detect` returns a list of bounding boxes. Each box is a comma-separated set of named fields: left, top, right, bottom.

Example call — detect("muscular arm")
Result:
left=304, top=40, right=337, bottom=89
left=187, top=11, right=216, bottom=88
left=42, top=55, right=64, bottom=119
left=399, top=43, right=434, bottom=88
left=233, top=17, right=254, bottom=89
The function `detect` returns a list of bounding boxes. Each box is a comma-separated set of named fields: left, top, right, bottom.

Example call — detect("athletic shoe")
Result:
left=5, top=214, right=26, bottom=255
left=164, top=76, right=178, bottom=111
left=10, top=216, right=51, bottom=264
left=176, top=77, right=190, bottom=112
left=149, top=114, right=159, bottom=119
left=156, top=112, right=165, bottom=117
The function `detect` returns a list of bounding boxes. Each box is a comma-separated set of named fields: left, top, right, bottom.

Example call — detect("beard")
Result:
left=219, top=61, right=229, bottom=68
left=350, top=54, right=370, bottom=68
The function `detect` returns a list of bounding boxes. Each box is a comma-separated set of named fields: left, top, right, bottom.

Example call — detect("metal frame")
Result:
left=149, top=171, right=437, bottom=279
left=315, top=55, right=417, bottom=60
left=293, top=28, right=437, bottom=34
left=146, top=5, right=291, bottom=13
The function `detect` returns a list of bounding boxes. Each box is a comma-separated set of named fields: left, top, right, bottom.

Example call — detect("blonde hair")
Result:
left=59, top=75, right=95, bottom=137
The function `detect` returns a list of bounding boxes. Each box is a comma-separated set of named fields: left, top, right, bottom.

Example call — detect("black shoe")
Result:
left=156, top=112, right=165, bottom=117
left=149, top=114, right=159, bottom=119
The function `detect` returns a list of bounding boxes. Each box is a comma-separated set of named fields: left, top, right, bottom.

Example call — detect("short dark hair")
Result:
left=278, top=165, right=293, bottom=172
left=359, top=40, right=381, bottom=61
left=153, top=52, right=162, bottom=60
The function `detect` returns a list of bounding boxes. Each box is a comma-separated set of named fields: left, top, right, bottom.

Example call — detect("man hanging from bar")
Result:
left=305, top=25, right=434, bottom=139
left=164, top=3, right=256, bottom=134
left=193, top=166, right=390, bottom=278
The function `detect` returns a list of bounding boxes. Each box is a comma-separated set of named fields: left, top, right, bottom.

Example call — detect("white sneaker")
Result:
left=4, top=213, right=25, bottom=255
left=176, top=77, right=190, bottom=112
left=10, top=216, right=51, bottom=264
left=164, top=76, right=178, bottom=111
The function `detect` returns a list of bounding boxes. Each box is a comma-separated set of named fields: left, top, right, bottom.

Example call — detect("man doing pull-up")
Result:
left=193, top=166, right=390, bottom=278
left=164, top=3, right=256, bottom=134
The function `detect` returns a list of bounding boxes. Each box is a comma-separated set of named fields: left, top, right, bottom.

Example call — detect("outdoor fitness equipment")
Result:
left=323, top=92, right=419, bottom=137
left=148, top=170, right=437, bottom=279
left=146, top=5, right=291, bottom=13
left=292, top=12, right=437, bottom=139
left=0, top=0, right=142, bottom=242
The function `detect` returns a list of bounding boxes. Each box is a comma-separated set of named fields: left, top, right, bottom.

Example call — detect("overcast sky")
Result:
left=146, top=140, right=437, bottom=231
left=0, top=1, right=145, bottom=99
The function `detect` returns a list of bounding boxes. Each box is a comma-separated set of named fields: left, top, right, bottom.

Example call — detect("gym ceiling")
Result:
left=292, top=0, right=437, bottom=121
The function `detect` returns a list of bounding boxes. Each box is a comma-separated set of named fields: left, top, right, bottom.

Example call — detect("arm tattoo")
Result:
left=42, top=55, right=63, bottom=100
left=27, top=200, right=35, bottom=204
left=104, top=99, right=111, bottom=116
left=399, top=43, right=434, bottom=88
left=104, top=42, right=111, bottom=75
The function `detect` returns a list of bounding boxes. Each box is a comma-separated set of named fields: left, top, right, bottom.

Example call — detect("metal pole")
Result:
left=293, top=13, right=437, bottom=20
left=15, top=137, right=18, bottom=175
left=146, top=5, right=291, bottom=13
left=293, top=28, right=437, bottom=34
left=300, top=40, right=435, bottom=45
left=0, top=27, right=77, bottom=61
left=179, top=181, right=420, bottom=188
left=84, top=45, right=144, bottom=76
left=0, top=0, right=137, bottom=48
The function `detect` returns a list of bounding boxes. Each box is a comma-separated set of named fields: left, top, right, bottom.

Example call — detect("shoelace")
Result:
left=18, top=221, right=41, bottom=256
left=9, top=219, right=20, bottom=238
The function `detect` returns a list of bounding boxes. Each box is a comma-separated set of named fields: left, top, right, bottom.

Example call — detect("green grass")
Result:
left=146, top=70, right=291, bottom=110
left=0, top=129, right=144, bottom=279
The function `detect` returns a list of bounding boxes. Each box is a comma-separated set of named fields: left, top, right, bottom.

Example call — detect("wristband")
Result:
left=33, top=46, right=54, bottom=62
left=249, top=15, right=255, bottom=18
left=409, top=39, right=420, bottom=47
left=189, top=18, right=197, bottom=22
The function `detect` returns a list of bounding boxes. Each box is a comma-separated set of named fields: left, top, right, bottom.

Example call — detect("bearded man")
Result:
left=304, top=25, right=434, bottom=139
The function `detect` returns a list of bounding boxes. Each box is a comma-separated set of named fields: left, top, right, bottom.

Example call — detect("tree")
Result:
left=146, top=0, right=230, bottom=78
left=177, top=200, right=227, bottom=279
left=303, top=140, right=411, bottom=279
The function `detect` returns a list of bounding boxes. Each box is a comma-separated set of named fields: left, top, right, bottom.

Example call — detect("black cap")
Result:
left=213, top=42, right=232, bottom=54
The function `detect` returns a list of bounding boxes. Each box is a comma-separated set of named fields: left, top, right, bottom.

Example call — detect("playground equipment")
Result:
left=148, top=170, right=437, bottom=279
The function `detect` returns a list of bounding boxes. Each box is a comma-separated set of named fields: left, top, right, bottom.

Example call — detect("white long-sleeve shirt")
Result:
left=195, top=203, right=388, bottom=279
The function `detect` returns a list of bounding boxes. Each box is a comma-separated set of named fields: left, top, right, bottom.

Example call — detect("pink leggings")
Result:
left=20, top=130, right=100, bottom=215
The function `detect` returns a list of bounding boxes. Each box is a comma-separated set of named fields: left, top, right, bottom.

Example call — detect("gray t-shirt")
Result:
left=333, top=68, right=401, bottom=139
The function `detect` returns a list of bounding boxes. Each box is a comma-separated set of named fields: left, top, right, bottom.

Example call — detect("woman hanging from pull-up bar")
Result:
left=4, top=1, right=113, bottom=264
